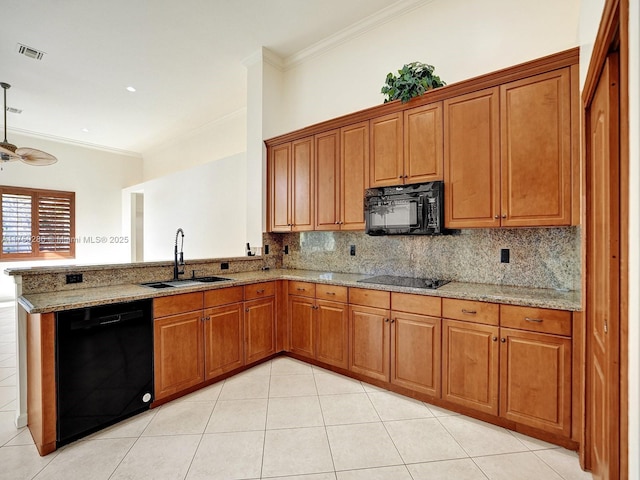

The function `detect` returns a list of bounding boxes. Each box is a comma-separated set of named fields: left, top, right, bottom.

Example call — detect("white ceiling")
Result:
left=0, top=0, right=415, bottom=156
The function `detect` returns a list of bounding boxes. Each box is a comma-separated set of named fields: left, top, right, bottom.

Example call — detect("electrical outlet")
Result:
left=264, top=245, right=269, bottom=255
left=66, top=273, right=83, bottom=284
left=500, top=248, right=510, bottom=263
left=221, top=262, right=229, bottom=270
left=350, top=245, right=356, bottom=256
left=284, top=245, right=289, bottom=254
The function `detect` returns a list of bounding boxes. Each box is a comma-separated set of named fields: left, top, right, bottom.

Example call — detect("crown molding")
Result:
left=6, top=127, right=142, bottom=158
left=283, top=0, right=434, bottom=70
left=242, top=47, right=284, bottom=70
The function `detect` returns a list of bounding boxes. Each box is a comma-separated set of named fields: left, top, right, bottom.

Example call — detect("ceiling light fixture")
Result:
left=126, top=86, right=136, bottom=92
left=0, top=82, right=57, bottom=165
left=81, top=128, right=89, bottom=133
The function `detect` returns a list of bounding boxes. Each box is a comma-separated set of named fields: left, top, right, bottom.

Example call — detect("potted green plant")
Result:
left=381, top=62, right=446, bottom=103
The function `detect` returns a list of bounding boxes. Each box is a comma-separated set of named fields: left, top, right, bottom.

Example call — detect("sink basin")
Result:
left=192, top=276, right=231, bottom=283
left=141, top=277, right=231, bottom=289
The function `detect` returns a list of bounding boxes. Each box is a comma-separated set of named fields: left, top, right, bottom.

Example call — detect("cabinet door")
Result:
left=316, top=299, right=349, bottom=369
left=269, top=143, right=291, bottom=232
left=391, top=312, right=441, bottom=397
left=370, top=112, right=403, bottom=187
left=154, top=311, right=204, bottom=400
left=404, top=102, right=443, bottom=183
left=204, top=303, right=244, bottom=379
left=500, top=327, right=572, bottom=436
left=444, top=88, right=500, bottom=228
left=341, top=121, right=369, bottom=230
left=349, top=304, right=390, bottom=382
left=500, top=68, right=572, bottom=226
left=315, top=130, right=340, bottom=230
left=244, top=297, right=276, bottom=364
left=289, top=295, right=315, bottom=359
left=442, top=319, right=499, bottom=415
left=291, top=136, right=314, bottom=231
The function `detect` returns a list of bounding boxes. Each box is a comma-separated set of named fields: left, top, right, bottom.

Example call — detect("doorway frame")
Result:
left=581, top=0, right=629, bottom=476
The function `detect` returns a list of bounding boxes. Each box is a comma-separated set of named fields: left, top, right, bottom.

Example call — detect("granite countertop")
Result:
left=18, top=269, right=582, bottom=314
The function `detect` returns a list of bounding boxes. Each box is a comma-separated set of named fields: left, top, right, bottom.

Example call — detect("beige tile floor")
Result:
left=0, top=304, right=593, bottom=480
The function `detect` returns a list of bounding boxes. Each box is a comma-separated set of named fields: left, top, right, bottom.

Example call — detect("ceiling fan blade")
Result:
left=0, top=145, right=20, bottom=161
left=15, top=147, right=58, bottom=166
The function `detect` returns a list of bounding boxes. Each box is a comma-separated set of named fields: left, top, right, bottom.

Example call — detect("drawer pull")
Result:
left=296, top=287, right=306, bottom=291
left=256, top=289, right=265, bottom=294
left=461, top=309, right=477, bottom=315
left=525, top=317, right=543, bottom=323
left=325, top=291, right=336, bottom=295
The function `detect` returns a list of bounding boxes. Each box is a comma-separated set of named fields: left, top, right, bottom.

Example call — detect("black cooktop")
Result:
left=357, top=275, right=450, bottom=290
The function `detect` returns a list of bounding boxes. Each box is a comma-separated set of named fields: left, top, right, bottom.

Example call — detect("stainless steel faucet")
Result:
left=173, top=228, right=185, bottom=280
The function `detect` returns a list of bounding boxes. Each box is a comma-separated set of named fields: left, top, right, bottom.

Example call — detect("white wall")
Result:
left=277, top=0, right=580, bottom=136
left=141, top=109, right=246, bottom=181
left=0, top=133, right=143, bottom=299
left=123, top=153, right=247, bottom=263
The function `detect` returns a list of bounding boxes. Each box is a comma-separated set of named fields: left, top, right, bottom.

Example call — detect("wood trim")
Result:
left=570, top=63, right=582, bottom=226
left=27, top=311, right=56, bottom=456
left=265, top=48, right=578, bottom=147
left=618, top=1, right=629, bottom=477
left=582, top=0, right=621, bottom=106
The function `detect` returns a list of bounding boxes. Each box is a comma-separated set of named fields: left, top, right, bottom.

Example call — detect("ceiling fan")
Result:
left=0, top=82, right=57, bottom=166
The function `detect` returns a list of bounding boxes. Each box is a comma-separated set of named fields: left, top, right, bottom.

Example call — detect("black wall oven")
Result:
left=364, top=181, right=445, bottom=235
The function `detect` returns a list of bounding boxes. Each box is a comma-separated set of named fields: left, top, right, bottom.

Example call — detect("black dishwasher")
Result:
left=55, top=299, right=154, bottom=446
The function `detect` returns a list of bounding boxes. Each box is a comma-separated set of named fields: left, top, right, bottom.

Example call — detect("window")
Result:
left=1, top=186, right=75, bottom=260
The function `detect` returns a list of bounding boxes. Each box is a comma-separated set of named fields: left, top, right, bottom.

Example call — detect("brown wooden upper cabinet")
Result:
left=444, top=68, right=573, bottom=228
left=268, top=137, right=314, bottom=232
left=315, top=122, right=369, bottom=230
left=369, top=104, right=443, bottom=188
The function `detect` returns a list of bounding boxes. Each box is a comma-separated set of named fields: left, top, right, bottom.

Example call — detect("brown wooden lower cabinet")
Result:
left=500, top=327, right=572, bottom=437
left=288, top=282, right=349, bottom=369
left=244, top=296, right=276, bottom=364
left=348, top=303, right=390, bottom=382
left=154, top=310, right=205, bottom=400
left=204, top=303, right=244, bottom=379
left=442, top=318, right=500, bottom=415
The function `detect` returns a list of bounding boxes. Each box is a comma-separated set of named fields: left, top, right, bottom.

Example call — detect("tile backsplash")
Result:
left=272, top=228, right=581, bottom=291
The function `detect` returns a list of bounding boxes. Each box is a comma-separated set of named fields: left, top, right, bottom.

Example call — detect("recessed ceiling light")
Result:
left=126, top=86, right=136, bottom=92
left=81, top=128, right=89, bottom=133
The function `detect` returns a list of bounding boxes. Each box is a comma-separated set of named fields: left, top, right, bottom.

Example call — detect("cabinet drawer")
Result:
left=244, top=281, right=275, bottom=300
left=288, top=281, right=316, bottom=298
left=349, top=287, right=390, bottom=309
left=392, top=292, right=441, bottom=317
left=500, top=305, right=572, bottom=336
left=203, top=286, right=244, bottom=308
left=316, top=284, right=348, bottom=303
left=154, top=292, right=204, bottom=318
left=442, top=298, right=499, bottom=326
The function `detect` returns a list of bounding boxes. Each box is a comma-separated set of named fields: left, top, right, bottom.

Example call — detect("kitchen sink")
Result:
left=141, top=277, right=231, bottom=289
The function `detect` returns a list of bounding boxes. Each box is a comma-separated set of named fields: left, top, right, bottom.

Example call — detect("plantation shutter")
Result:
left=1, top=193, right=33, bottom=254
left=0, top=186, right=75, bottom=260
left=37, top=193, right=73, bottom=253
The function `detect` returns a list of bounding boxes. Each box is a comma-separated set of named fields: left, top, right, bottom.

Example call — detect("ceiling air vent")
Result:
left=6, top=107, right=22, bottom=114
left=16, top=43, right=45, bottom=60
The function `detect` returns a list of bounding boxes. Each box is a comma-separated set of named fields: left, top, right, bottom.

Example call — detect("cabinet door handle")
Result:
left=384, top=318, right=390, bottom=323
left=502, top=214, right=507, bottom=219
left=492, top=336, right=498, bottom=342
left=391, top=318, right=395, bottom=323
left=256, top=289, right=265, bottom=294
left=245, top=308, right=250, bottom=312
left=494, top=215, right=500, bottom=219
left=398, top=175, right=403, bottom=179
left=403, top=175, right=408, bottom=178
left=461, top=309, right=477, bottom=315
left=525, top=317, right=543, bottom=323
left=501, top=338, right=506, bottom=343
left=206, top=316, right=211, bottom=321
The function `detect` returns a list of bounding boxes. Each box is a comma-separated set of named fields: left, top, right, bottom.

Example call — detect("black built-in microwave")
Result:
left=364, top=181, right=445, bottom=235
